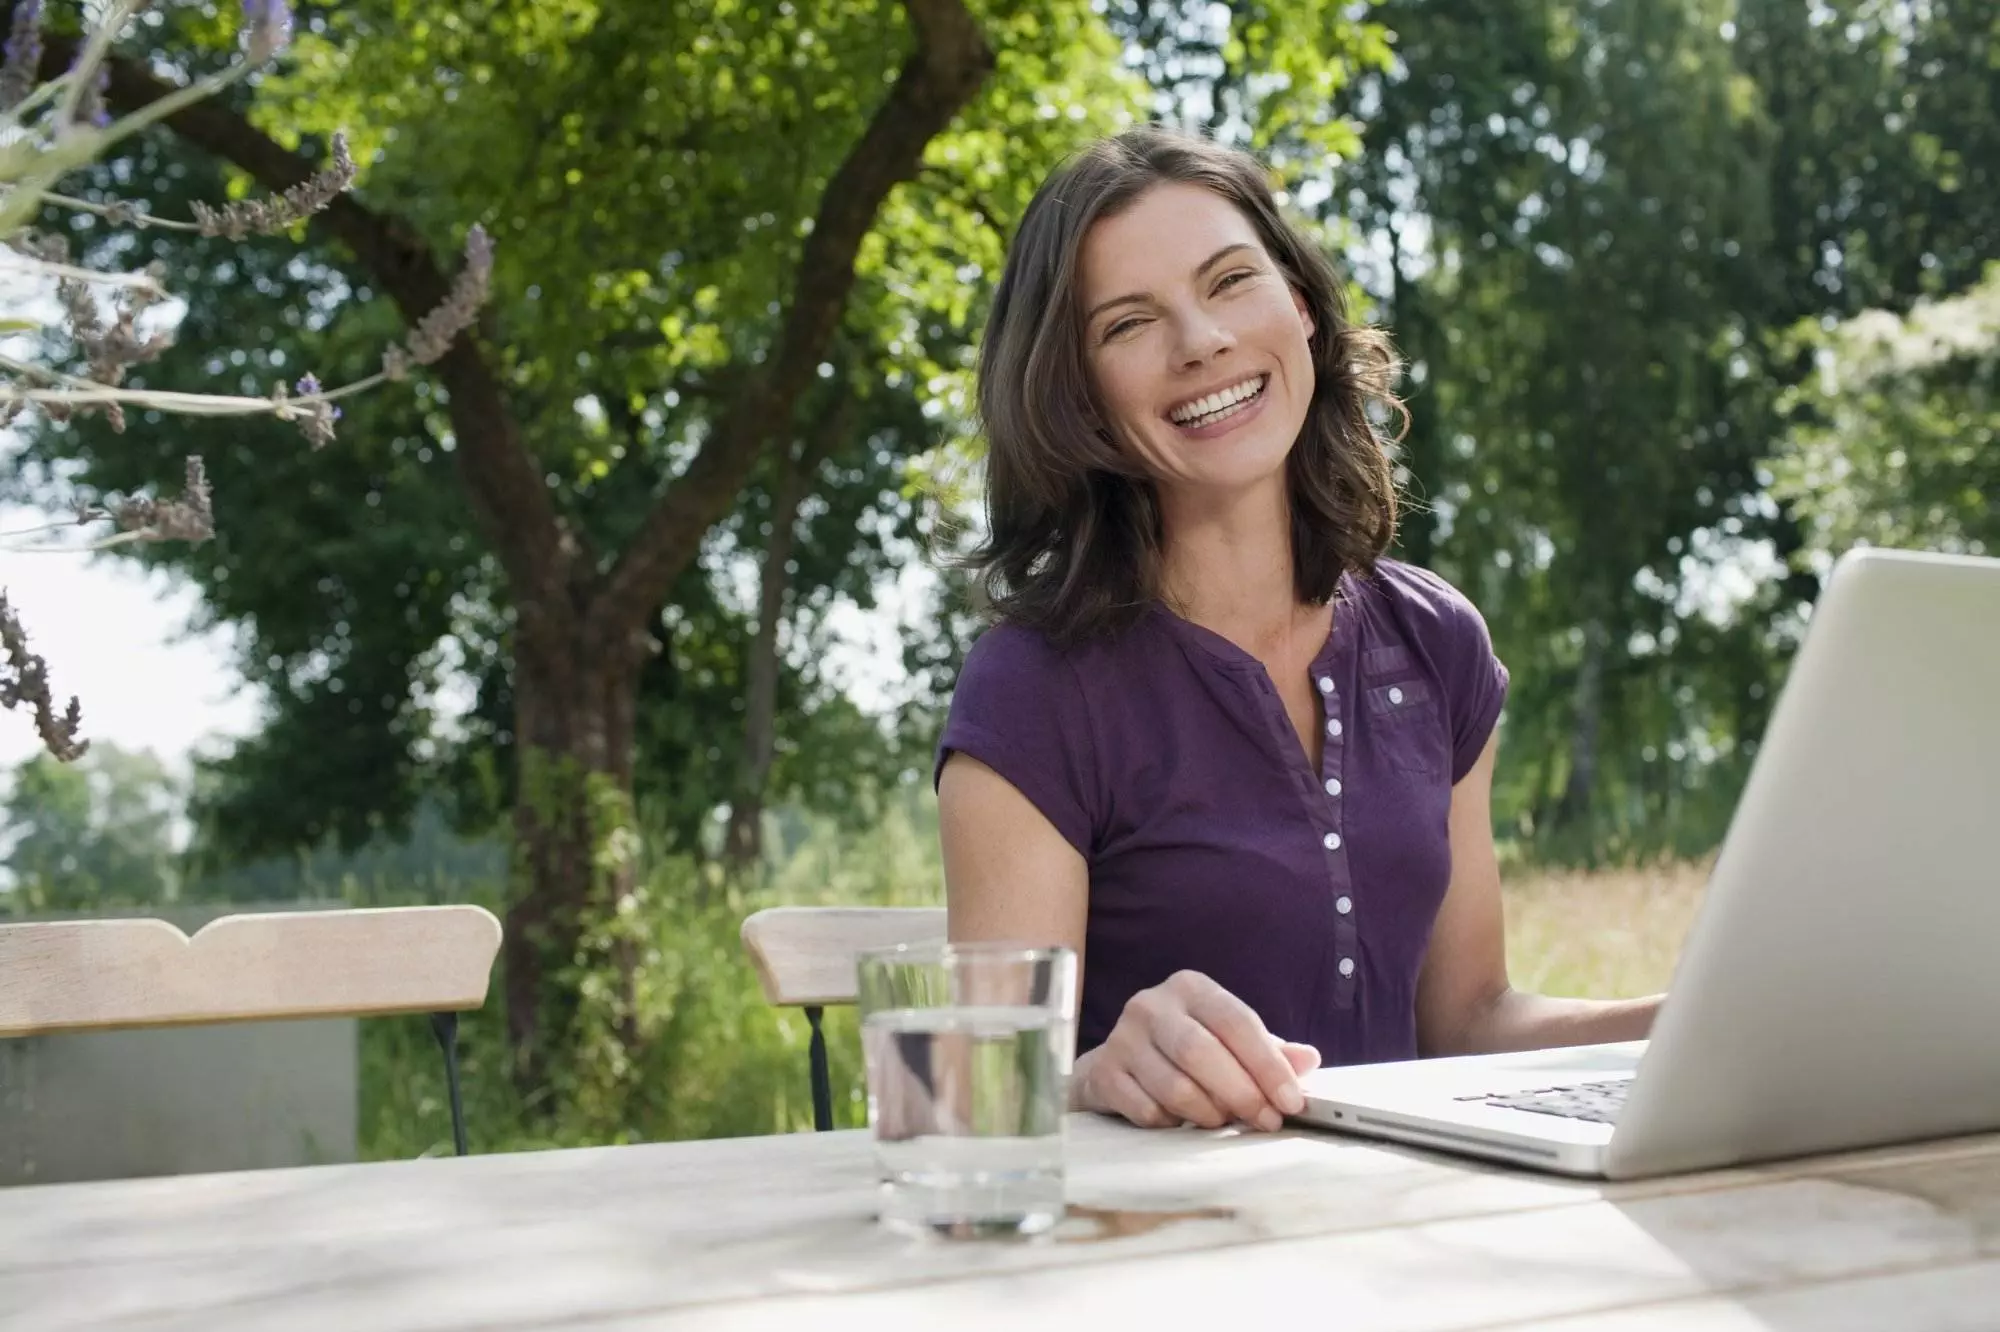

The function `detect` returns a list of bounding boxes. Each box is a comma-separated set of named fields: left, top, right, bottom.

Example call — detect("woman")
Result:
left=934, top=125, right=1662, bottom=1134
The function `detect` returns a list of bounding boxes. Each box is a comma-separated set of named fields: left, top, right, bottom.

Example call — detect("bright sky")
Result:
left=0, top=493, right=932, bottom=775
left=0, top=499, right=265, bottom=774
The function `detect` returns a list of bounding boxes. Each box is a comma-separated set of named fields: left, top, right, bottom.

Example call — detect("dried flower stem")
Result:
left=0, top=247, right=166, bottom=294
left=0, top=350, right=387, bottom=413
left=53, top=0, right=143, bottom=131
left=0, top=592, right=86, bottom=761
left=35, top=190, right=205, bottom=233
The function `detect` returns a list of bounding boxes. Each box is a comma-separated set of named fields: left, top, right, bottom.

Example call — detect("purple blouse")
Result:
left=935, top=559, right=1510, bottom=1066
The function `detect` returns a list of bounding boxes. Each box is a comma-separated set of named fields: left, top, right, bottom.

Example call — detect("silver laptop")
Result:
left=1294, top=546, right=2000, bottom=1179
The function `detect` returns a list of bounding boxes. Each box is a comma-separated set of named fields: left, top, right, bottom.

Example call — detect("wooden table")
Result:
left=4, top=1115, right=1997, bottom=1330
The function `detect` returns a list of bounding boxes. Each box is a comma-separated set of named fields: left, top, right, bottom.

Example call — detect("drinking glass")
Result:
left=855, top=941, right=1078, bottom=1237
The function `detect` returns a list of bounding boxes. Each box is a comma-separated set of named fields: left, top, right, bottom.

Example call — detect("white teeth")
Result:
left=1171, top=375, right=1265, bottom=426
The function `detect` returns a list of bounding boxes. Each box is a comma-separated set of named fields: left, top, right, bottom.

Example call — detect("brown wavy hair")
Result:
left=965, top=125, right=1405, bottom=644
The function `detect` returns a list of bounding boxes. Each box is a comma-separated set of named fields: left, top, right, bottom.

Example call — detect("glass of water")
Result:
left=855, top=940, right=1078, bottom=1238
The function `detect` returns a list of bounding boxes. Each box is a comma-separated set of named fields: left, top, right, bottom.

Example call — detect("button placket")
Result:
left=1317, top=665, right=1360, bottom=1008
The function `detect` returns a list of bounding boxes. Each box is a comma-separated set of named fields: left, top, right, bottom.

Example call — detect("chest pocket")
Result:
left=1365, top=676, right=1449, bottom=778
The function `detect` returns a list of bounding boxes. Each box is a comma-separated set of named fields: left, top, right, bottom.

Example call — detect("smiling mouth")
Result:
left=1168, top=375, right=1268, bottom=430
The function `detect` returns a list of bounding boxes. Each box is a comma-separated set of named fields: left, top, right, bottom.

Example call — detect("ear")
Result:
left=1293, top=286, right=1317, bottom=342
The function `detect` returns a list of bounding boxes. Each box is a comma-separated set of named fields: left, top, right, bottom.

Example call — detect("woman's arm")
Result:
left=938, top=751, right=1091, bottom=952
left=1415, top=728, right=1663, bottom=1058
left=939, top=751, right=1313, bottom=1129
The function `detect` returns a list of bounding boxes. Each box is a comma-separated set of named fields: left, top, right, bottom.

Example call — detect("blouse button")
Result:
left=1322, top=832, right=1341, bottom=851
left=1324, top=777, right=1342, bottom=797
left=1316, top=676, right=1334, bottom=695
left=1338, top=957, right=1356, bottom=977
left=1388, top=686, right=1405, bottom=705
left=1326, top=718, right=1342, bottom=738
left=1335, top=895, right=1352, bottom=914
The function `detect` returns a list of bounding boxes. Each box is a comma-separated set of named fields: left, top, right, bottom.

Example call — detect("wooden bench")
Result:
left=0, top=905, right=503, bottom=1157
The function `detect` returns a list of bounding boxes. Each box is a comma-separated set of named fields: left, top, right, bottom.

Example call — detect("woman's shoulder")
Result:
left=1351, top=557, right=1500, bottom=662
left=957, top=612, right=1157, bottom=687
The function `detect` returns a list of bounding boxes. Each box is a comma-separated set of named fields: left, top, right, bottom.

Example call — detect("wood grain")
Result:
left=0, top=905, right=504, bottom=1037
left=2, top=1113, right=1996, bottom=1330
left=739, top=906, right=945, bottom=1006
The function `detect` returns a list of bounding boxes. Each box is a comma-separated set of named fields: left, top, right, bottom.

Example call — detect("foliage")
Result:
left=12, top=0, right=1139, bottom=872
left=0, top=0, right=487, bottom=771
left=1769, top=264, right=2000, bottom=561
left=355, top=792, right=944, bottom=1156
left=0, top=741, right=180, bottom=912
left=1304, top=0, right=2000, bottom=861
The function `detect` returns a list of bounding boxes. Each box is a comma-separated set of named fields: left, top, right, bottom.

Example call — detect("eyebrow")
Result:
left=1083, top=242, right=1259, bottom=326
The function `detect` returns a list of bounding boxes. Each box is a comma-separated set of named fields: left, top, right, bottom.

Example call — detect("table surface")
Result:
left=4, top=1113, right=1998, bottom=1331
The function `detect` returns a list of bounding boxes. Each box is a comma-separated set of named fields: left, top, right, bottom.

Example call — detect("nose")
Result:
left=1172, top=307, right=1234, bottom=369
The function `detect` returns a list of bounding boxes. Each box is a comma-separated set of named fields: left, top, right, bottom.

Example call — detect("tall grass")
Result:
left=1502, top=859, right=1711, bottom=998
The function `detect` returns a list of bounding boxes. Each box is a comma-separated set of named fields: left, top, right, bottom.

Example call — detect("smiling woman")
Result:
left=966, top=131, right=1401, bottom=646
left=936, top=126, right=1662, bottom=1136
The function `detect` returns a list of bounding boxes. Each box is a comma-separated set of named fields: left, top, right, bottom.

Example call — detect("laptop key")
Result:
left=1480, top=1078, right=1631, bottom=1125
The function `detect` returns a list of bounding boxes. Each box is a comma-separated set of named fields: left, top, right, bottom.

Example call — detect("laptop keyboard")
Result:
left=1463, top=1078, right=1632, bottom=1125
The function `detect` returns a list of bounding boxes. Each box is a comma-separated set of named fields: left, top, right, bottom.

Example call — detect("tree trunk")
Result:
left=1554, top=615, right=1608, bottom=835
left=503, top=617, right=640, bottom=1086
left=725, top=451, right=812, bottom=868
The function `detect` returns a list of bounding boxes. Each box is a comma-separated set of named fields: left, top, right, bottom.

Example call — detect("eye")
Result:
left=1102, top=316, right=1146, bottom=342
left=1215, top=268, right=1257, bottom=292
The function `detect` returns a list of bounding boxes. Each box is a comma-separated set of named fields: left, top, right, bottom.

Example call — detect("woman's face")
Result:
left=1077, top=181, right=1317, bottom=507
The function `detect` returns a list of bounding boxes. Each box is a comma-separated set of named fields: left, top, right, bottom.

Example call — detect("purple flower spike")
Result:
left=0, top=0, right=45, bottom=112
left=242, top=0, right=293, bottom=62
left=296, top=372, right=322, bottom=396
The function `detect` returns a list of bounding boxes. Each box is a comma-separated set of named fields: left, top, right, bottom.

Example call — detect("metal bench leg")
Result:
left=429, top=1011, right=468, bottom=1156
left=805, top=1004, right=833, bottom=1131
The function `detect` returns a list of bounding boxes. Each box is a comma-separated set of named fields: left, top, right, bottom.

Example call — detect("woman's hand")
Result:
left=1072, top=970, right=1321, bottom=1131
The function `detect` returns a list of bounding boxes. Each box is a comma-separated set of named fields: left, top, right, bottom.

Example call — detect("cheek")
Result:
left=1091, top=356, right=1159, bottom=437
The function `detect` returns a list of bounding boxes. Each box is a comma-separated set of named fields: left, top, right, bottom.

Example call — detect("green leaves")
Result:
left=1769, top=263, right=2000, bottom=561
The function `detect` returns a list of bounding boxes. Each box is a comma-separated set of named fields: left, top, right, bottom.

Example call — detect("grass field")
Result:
left=1501, top=859, right=1712, bottom=999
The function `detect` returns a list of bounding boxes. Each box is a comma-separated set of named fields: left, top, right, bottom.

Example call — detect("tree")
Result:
left=18, top=0, right=1146, bottom=1088
left=2, top=743, right=180, bottom=914
left=1769, top=264, right=2000, bottom=560
left=2, top=0, right=488, bottom=777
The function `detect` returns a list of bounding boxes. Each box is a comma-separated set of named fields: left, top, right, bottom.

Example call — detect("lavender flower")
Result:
left=191, top=131, right=355, bottom=240
left=0, top=590, right=87, bottom=763
left=0, top=0, right=43, bottom=111
left=385, top=224, right=493, bottom=378
left=112, top=456, right=213, bottom=544
left=242, top=0, right=292, bottom=63
left=277, top=375, right=340, bottom=448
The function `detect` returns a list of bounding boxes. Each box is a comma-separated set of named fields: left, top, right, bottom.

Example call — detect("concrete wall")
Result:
left=0, top=902, right=359, bottom=1187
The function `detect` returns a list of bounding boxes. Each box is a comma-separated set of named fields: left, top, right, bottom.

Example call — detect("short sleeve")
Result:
left=1437, top=583, right=1510, bottom=783
left=934, top=624, right=1101, bottom=856
left=1380, top=562, right=1510, bottom=783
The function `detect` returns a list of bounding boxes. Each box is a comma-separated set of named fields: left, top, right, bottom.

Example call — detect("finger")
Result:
left=1181, top=983, right=1306, bottom=1115
left=1154, top=1012, right=1285, bottom=1129
left=1126, top=1041, right=1231, bottom=1130
left=1100, top=1067, right=1175, bottom=1129
left=1280, top=1041, right=1321, bottom=1076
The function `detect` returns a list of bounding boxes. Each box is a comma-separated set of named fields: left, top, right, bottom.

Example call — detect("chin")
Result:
left=1152, top=416, right=1304, bottom=503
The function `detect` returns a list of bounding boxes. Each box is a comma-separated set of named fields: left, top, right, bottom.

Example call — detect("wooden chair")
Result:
left=0, top=904, right=503, bottom=1157
left=739, top=905, right=945, bottom=1130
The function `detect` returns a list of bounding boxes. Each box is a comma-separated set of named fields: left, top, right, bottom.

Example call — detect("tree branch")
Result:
left=590, top=0, right=993, bottom=650
left=41, top=37, right=573, bottom=614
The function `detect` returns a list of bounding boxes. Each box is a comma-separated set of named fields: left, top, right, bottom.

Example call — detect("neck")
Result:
left=1157, top=475, right=1300, bottom=638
